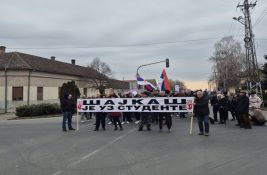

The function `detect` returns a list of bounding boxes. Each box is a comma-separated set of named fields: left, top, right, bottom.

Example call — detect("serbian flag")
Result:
left=159, top=69, right=170, bottom=92
left=136, top=75, right=156, bottom=91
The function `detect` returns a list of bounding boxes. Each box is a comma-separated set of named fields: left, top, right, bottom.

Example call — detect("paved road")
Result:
left=0, top=116, right=267, bottom=175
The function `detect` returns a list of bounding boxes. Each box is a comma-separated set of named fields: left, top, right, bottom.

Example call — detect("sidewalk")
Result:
left=0, top=113, right=63, bottom=121
left=0, top=113, right=17, bottom=121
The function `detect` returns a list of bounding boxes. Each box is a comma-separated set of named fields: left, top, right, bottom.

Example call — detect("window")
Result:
left=37, top=87, right=43, bottom=101
left=12, top=87, right=23, bottom=101
left=83, top=88, right=87, bottom=97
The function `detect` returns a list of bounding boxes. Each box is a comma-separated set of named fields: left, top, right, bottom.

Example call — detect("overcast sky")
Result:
left=1, top=0, right=267, bottom=89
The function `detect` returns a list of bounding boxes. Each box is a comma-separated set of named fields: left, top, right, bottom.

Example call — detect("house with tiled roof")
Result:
left=0, top=46, right=129, bottom=112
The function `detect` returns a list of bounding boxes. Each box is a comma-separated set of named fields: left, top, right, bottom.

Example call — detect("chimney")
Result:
left=0, top=46, right=6, bottom=55
left=71, top=59, right=76, bottom=65
left=50, top=56, right=56, bottom=61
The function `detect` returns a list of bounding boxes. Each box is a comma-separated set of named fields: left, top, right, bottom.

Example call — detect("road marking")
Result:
left=52, top=128, right=136, bottom=175
left=52, top=170, right=62, bottom=175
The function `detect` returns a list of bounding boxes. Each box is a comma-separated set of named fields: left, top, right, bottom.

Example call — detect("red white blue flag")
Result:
left=136, top=75, right=156, bottom=91
left=159, top=69, right=171, bottom=92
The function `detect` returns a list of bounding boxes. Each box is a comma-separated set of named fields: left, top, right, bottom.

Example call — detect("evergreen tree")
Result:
left=59, top=81, right=81, bottom=106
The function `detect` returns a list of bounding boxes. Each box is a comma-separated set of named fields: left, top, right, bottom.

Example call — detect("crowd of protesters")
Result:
left=210, top=89, right=266, bottom=129
left=60, top=88, right=266, bottom=135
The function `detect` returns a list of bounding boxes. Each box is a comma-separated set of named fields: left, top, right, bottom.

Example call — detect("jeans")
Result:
left=62, top=112, right=73, bottom=130
left=197, top=115, right=209, bottom=133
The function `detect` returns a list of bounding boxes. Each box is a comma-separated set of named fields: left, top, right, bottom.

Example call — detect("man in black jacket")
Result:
left=158, top=91, right=172, bottom=132
left=236, top=90, right=252, bottom=129
left=61, top=94, right=75, bottom=132
left=218, top=94, right=228, bottom=124
left=210, top=91, right=219, bottom=122
left=194, top=90, right=210, bottom=136
left=94, top=95, right=107, bottom=131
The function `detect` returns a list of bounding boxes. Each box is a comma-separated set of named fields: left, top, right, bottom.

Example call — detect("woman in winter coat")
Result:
left=249, top=90, right=265, bottom=126
left=249, top=91, right=262, bottom=109
left=109, top=94, right=123, bottom=131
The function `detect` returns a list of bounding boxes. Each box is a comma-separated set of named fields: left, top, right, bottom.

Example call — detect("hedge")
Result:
left=16, top=103, right=61, bottom=117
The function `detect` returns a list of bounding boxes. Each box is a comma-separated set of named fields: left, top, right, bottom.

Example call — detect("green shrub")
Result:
left=16, top=103, right=61, bottom=117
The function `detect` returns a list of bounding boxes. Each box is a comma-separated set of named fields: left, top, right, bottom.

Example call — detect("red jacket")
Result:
left=110, top=112, right=121, bottom=117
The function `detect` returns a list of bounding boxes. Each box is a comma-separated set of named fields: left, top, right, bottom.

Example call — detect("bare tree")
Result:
left=169, top=79, right=186, bottom=91
left=209, top=36, right=245, bottom=91
left=88, top=57, right=112, bottom=95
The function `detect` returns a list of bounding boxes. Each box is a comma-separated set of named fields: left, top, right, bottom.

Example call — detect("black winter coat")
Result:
left=235, top=95, right=249, bottom=114
left=229, top=96, right=238, bottom=111
left=61, top=98, right=75, bottom=113
left=210, top=95, right=219, bottom=107
left=194, top=95, right=210, bottom=116
left=218, top=98, right=228, bottom=112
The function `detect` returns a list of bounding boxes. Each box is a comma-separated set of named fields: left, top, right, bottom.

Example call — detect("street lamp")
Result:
left=233, top=16, right=245, bottom=25
left=136, top=59, right=170, bottom=90
left=136, top=59, right=170, bottom=76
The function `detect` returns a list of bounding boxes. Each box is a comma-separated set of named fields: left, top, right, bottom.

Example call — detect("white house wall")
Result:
left=0, top=70, right=100, bottom=111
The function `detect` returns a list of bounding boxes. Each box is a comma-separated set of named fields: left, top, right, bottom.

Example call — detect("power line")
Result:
left=8, top=37, right=224, bottom=50
left=253, top=6, right=267, bottom=27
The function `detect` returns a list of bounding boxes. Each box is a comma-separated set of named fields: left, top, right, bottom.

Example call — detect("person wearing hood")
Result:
left=61, top=93, right=75, bottom=132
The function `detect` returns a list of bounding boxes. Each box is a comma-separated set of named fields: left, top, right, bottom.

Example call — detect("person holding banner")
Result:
left=138, top=92, right=152, bottom=131
left=158, top=91, right=172, bottom=132
left=94, top=95, right=107, bottom=131
left=194, top=90, right=210, bottom=136
left=61, top=94, right=75, bottom=132
left=110, top=94, right=123, bottom=131
left=110, top=112, right=123, bottom=130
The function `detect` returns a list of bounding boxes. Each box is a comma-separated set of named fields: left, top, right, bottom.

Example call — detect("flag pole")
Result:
left=190, top=113, right=193, bottom=135
left=76, top=100, right=79, bottom=131
left=76, top=111, right=79, bottom=131
left=189, top=102, right=195, bottom=136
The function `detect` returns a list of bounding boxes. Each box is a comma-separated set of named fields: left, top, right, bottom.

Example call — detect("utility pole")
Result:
left=234, top=0, right=263, bottom=104
left=235, top=0, right=259, bottom=82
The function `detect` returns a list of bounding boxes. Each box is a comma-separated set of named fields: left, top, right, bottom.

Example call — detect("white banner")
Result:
left=77, top=97, right=194, bottom=113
